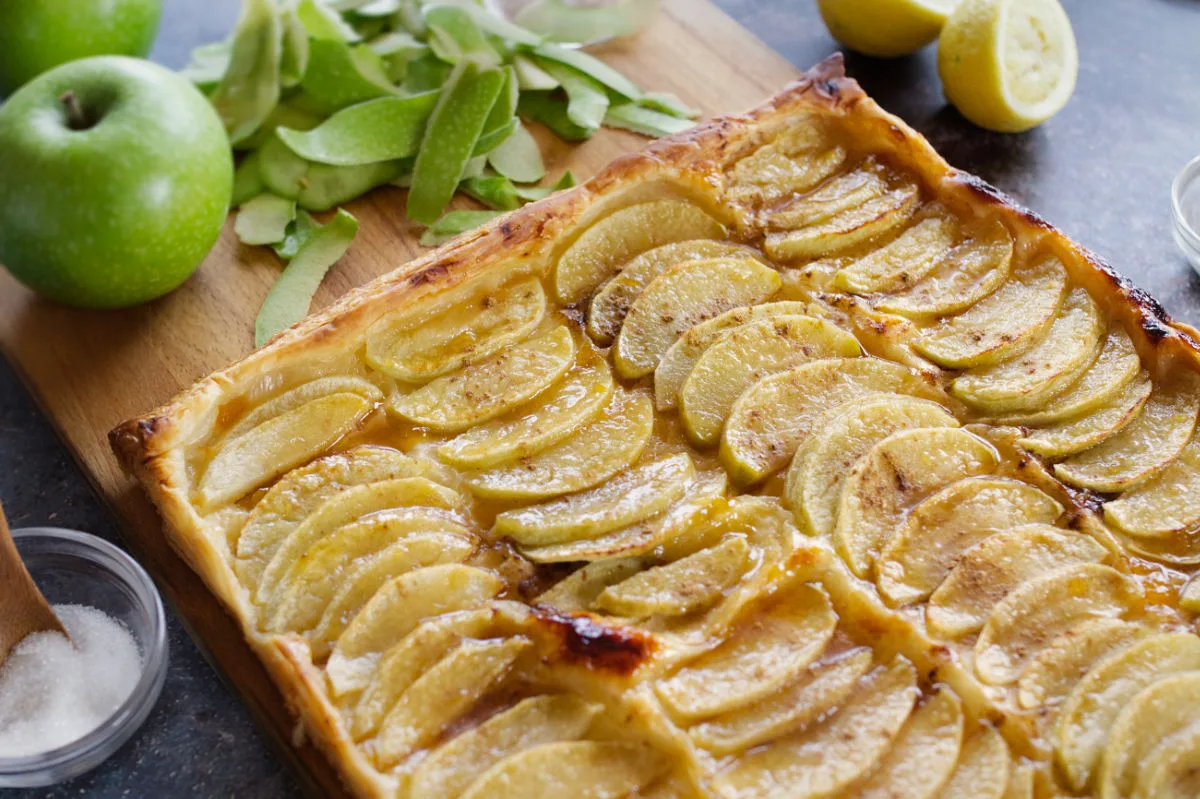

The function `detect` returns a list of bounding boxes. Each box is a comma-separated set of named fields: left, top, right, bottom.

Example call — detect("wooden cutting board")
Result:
left=0, top=2, right=798, bottom=793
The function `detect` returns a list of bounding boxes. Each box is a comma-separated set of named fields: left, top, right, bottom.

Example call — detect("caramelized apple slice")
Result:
left=926, top=524, right=1107, bottom=639
left=463, top=389, right=653, bottom=500
left=1104, top=433, right=1200, bottom=538
left=366, top=276, right=545, bottom=382
left=594, top=535, right=751, bottom=617
left=1019, top=372, right=1152, bottom=457
left=1097, top=672, right=1200, bottom=799
left=615, top=256, right=781, bottom=379
left=764, top=185, right=920, bottom=262
left=785, top=394, right=957, bottom=539
left=459, top=741, right=669, bottom=799
left=714, top=658, right=918, bottom=799
left=654, top=301, right=812, bottom=411
left=834, top=216, right=958, bottom=293
left=915, top=255, right=1068, bottom=368
left=721, top=357, right=944, bottom=485
left=1055, top=374, right=1200, bottom=492
left=729, top=136, right=847, bottom=207
left=535, top=558, right=645, bottom=613
left=410, top=695, right=601, bottom=799
left=851, top=687, right=964, bottom=799
left=555, top=200, right=726, bottom=305
left=1017, top=618, right=1147, bottom=710
left=680, top=315, right=862, bottom=445
left=1133, top=720, right=1200, bottom=799
left=494, top=454, right=694, bottom=546
left=941, top=725, right=1011, bottom=799
left=223, top=376, right=383, bottom=441
left=655, top=586, right=837, bottom=721
left=877, top=477, right=1064, bottom=607
left=389, top=325, right=575, bottom=433
left=951, top=288, right=1104, bottom=413
left=764, top=161, right=888, bottom=230
left=689, top=648, right=873, bottom=756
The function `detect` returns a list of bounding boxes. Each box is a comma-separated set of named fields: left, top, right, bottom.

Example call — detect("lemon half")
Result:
left=816, top=0, right=958, bottom=58
left=938, top=0, right=1078, bottom=133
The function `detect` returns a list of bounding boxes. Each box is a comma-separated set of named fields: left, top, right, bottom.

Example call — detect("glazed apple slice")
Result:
left=1018, top=372, right=1152, bottom=457
left=1132, top=719, right=1200, bottom=799
left=1016, top=618, right=1147, bottom=711
left=1104, top=433, right=1200, bottom=538
left=849, top=687, right=964, bottom=799
left=614, top=256, right=781, bottom=379
left=1097, top=672, right=1200, bottom=799
left=764, top=160, right=888, bottom=230
left=554, top=199, right=727, bottom=305
left=764, top=185, right=920, bottom=262
left=458, top=741, right=668, bottom=799
left=535, top=559, right=645, bottom=613
left=833, top=215, right=958, bottom=294
left=940, top=725, right=1011, bottom=799
left=365, top=275, right=545, bottom=382
left=221, top=376, right=383, bottom=441
left=728, top=134, right=847, bottom=207
left=594, top=535, right=751, bottom=617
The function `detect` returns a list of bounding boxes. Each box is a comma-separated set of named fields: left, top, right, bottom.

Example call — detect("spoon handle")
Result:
left=0, top=501, right=66, bottom=664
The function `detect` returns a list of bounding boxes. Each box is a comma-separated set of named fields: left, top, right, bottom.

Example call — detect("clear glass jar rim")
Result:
left=1171, top=154, right=1200, bottom=251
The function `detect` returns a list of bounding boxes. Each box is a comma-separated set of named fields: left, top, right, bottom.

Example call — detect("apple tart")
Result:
left=113, top=56, right=1200, bottom=799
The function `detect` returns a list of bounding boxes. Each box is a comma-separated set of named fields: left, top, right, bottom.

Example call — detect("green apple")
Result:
left=0, top=0, right=163, bottom=97
left=0, top=57, right=233, bottom=309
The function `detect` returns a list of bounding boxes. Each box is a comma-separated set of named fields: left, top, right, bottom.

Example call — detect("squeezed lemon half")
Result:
left=816, top=0, right=958, bottom=58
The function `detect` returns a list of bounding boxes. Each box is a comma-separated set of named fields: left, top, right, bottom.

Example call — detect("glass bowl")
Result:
left=1171, top=154, right=1200, bottom=275
left=0, top=528, right=168, bottom=788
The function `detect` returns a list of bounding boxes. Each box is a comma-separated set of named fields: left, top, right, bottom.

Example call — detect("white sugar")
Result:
left=0, top=604, right=143, bottom=757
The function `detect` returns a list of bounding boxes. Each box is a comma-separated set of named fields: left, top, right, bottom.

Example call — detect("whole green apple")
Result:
left=0, top=0, right=163, bottom=97
left=0, top=57, right=233, bottom=309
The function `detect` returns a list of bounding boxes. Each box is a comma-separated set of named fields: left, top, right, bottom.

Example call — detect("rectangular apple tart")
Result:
left=112, top=55, right=1200, bottom=799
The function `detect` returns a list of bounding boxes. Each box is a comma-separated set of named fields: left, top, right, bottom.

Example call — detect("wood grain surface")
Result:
left=0, top=2, right=798, bottom=794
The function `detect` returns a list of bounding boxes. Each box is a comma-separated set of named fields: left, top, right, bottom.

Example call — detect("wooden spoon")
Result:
left=0, top=500, right=66, bottom=665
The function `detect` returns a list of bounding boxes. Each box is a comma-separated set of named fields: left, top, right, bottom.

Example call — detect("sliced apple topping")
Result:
left=222, top=376, right=384, bottom=441
left=833, top=215, right=958, bottom=294
left=1055, top=373, right=1200, bottom=492
left=554, top=200, right=727, bottom=306
left=720, top=357, right=944, bottom=485
left=326, top=564, right=504, bottom=695
left=458, top=741, right=669, bottom=799
left=535, top=558, right=645, bottom=613
left=1105, top=432, right=1200, bottom=538
left=1097, top=672, right=1200, bottom=799
left=874, top=218, right=1015, bottom=318
left=389, top=325, right=575, bottom=433
left=1016, top=618, right=1147, bottom=711
left=914, top=255, right=1068, bottom=368
left=365, top=276, right=545, bottom=382
left=437, top=348, right=614, bottom=469
left=729, top=136, right=847, bottom=207
left=463, top=389, right=653, bottom=501
left=1054, top=632, right=1200, bottom=791
left=654, top=301, right=812, bottom=411
left=614, top=256, right=781, bottom=379
left=764, top=160, right=889, bottom=230
left=850, top=687, right=964, bottom=799
left=877, top=477, right=1064, bottom=607
left=926, top=524, right=1107, bottom=639
left=655, top=586, right=837, bottom=721
left=409, top=695, right=601, bottom=799
left=950, top=288, right=1104, bottom=413
left=713, top=658, right=918, bottom=799
left=1132, top=719, right=1200, bottom=799
left=785, top=394, right=958, bottom=539
left=679, top=315, right=862, bottom=446
left=764, top=185, right=920, bottom=262
left=1019, top=372, right=1152, bottom=458
left=941, top=725, right=1012, bottom=799
left=689, top=647, right=873, bottom=756
left=594, top=535, right=751, bottom=618
left=586, top=239, right=758, bottom=344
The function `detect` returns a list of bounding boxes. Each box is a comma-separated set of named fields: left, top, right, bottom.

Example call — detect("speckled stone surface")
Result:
left=1, top=0, right=1198, bottom=796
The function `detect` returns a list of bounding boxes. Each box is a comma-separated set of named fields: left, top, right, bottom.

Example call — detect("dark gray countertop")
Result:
left=2, top=0, right=1198, bottom=795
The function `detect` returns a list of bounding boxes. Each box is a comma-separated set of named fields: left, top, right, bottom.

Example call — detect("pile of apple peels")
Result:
left=182, top=0, right=697, bottom=346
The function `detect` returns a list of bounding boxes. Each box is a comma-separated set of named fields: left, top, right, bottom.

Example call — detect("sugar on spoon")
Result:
left=0, top=499, right=66, bottom=665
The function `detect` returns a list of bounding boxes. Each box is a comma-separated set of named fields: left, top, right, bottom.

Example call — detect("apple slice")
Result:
left=463, top=389, right=654, bottom=500
left=764, top=160, right=889, bottom=230
left=833, top=215, right=958, bottom=294
left=554, top=200, right=727, bottom=305
left=951, top=288, right=1104, bottom=413
left=373, top=637, right=531, bottom=769
left=729, top=137, right=847, bottom=207
left=720, top=357, right=944, bottom=485
left=614, top=256, right=781, bottom=379
left=1097, top=672, right=1200, bottom=799
left=389, top=325, right=575, bottom=433
left=594, top=535, right=751, bottom=617
left=222, top=376, right=383, bottom=441
left=915, top=255, right=1068, bottom=368
left=1016, top=618, right=1147, bottom=710
left=834, top=428, right=1000, bottom=579
left=764, top=185, right=920, bottom=262
left=535, top=558, right=645, bottom=613
left=1104, top=433, right=1200, bottom=538
left=365, top=276, right=545, bottom=382
left=940, top=725, right=1011, bottom=799
left=410, top=695, right=601, bottom=799
left=850, top=687, right=964, bottom=799
left=713, top=658, right=918, bottom=799
left=586, top=239, right=758, bottom=344
left=680, top=315, right=862, bottom=446
left=654, top=301, right=812, bottom=411
left=326, top=564, right=504, bottom=695
left=689, top=648, right=873, bottom=756
left=876, top=477, right=1064, bottom=607
left=785, top=394, right=958, bottom=539
left=494, top=454, right=694, bottom=547
left=458, top=741, right=668, bottom=799
left=1133, top=720, right=1200, bottom=799
left=1018, top=372, right=1152, bottom=457
left=926, top=524, right=1107, bottom=639
left=656, top=493, right=793, bottom=564
left=655, top=585, right=837, bottom=721
left=1054, top=374, right=1200, bottom=492
left=974, top=564, right=1143, bottom=686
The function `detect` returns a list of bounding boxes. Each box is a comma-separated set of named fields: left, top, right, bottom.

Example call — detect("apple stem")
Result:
left=59, top=91, right=91, bottom=131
